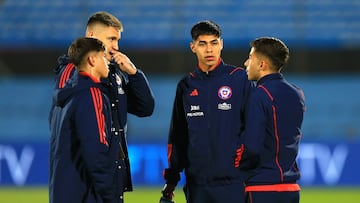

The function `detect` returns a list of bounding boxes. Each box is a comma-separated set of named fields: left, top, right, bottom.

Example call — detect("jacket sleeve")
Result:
left=240, top=72, right=256, bottom=131
left=126, top=69, right=155, bottom=117
left=74, top=88, right=116, bottom=202
left=163, top=80, right=188, bottom=185
left=49, top=62, right=76, bottom=128
left=238, top=89, right=269, bottom=171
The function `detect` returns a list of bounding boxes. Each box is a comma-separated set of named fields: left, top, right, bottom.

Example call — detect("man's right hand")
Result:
left=161, top=183, right=176, bottom=200
left=110, top=51, right=137, bottom=75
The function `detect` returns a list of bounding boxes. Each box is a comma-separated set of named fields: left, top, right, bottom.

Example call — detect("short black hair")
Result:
left=250, top=37, right=289, bottom=71
left=191, top=20, right=222, bottom=41
left=68, top=37, right=105, bottom=67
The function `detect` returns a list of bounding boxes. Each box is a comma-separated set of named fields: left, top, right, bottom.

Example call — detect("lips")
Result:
left=205, top=56, right=215, bottom=61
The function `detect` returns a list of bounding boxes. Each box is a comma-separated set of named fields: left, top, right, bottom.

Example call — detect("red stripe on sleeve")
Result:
left=272, top=105, right=283, bottom=182
left=167, top=144, right=172, bottom=164
left=229, top=67, right=244, bottom=75
left=59, top=63, right=75, bottom=88
left=259, top=85, right=283, bottom=182
left=90, top=87, right=108, bottom=146
left=258, top=85, right=274, bottom=101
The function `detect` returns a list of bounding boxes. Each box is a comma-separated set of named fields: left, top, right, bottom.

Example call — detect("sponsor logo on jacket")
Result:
left=187, top=105, right=204, bottom=117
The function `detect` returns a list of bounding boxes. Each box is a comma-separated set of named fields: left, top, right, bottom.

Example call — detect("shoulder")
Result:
left=230, top=67, right=247, bottom=78
left=177, top=74, right=191, bottom=88
left=74, top=87, right=108, bottom=111
left=73, top=77, right=105, bottom=100
left=221, top=64, right=253, bottom=89
left=174, top=72, right=196, bottom=94
left=252, top=84, right=275, bottom=103
left=288, top=82, right=305, bottom=102
left=222, top=63, right=247, bottom=77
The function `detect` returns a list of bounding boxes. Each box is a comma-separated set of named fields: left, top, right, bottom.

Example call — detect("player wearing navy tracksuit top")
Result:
left=161, top=20, right=254, bottom=203
left=235, top=37, right=305, bottom=203
left=163, top=59, right=254, bottom=202
left=49, top=55, right=154, bottom=201
left=50, top=37, right=119, bottom=202
left=50, top=71, right=116, bottom=203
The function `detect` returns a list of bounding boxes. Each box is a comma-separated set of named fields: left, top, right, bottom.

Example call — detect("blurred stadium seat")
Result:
left=0, top=0, right=359, bottom=49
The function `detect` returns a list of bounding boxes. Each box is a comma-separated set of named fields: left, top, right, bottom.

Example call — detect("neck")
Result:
left=79, top=71, right=101, bottom=83
left=198, top=58, right=221, bottom=73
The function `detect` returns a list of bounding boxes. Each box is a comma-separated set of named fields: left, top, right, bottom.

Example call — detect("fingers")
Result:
left=161, top=184, right=176, bottom=200
left=110, top=51, right=137, bottom=75
left=111, top=51, right=127, bottom=65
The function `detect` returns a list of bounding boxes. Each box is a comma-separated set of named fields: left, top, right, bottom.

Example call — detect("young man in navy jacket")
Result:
left=49, top=12, right=155, bottom=202
left=161, top=20, right=254, bottom=203
left=235, top=37, right=306, bottom=203
left=50, top=37, right=118, bottom=202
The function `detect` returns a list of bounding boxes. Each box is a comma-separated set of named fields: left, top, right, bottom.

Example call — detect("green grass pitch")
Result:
left=0, top=186, right=359, bottom=203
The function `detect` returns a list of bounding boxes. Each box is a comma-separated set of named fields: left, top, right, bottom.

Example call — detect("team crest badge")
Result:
left=115, top=74, right=125, bottom=94
left=218, top=86, right=232, bottom=100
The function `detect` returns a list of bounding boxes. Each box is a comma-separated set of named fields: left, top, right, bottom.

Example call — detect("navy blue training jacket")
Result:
left=49, top=55, right=155, bottom=194
left=237, top=73, right=305, bottom=188
left=49, top=72, right=117, bottom=203
left=164, top=60, right=255, bottom=186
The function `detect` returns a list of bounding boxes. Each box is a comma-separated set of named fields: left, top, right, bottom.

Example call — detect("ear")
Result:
left=86, top=30, right=94, bottom=38
left=259, top=60, right=265, bottom=71
left=190, top=42, right=196, bottom=53
left=87, top=54, right=96, bottom=67
left=260, top=58, right=272, bottom=72
left=219, top=38, right=224, bottom=50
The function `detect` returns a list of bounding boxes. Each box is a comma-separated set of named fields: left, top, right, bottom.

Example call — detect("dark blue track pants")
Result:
left=245, top=191, right=300, bottom=203
left=184, top=182, right=245, bottom=203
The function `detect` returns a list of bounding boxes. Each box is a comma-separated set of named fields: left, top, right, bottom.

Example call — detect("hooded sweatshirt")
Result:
left=49, top=71, right=119, bottom=203
left=49, top=55, right=155, bottom=192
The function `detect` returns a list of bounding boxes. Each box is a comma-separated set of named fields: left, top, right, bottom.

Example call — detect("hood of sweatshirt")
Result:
left=53, top=71, right=105, bottom=107
left=54, top=54, right=70, bottom=74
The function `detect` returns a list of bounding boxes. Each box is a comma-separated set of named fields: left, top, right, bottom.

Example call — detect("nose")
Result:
left=206, top=44, right=212, bottom=53
left=113, top=42, right=119, bottom=51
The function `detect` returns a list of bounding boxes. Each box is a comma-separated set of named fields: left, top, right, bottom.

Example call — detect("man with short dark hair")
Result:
left=50, top=37, right=115, bottom=202
left=236, top=37, right=306, bottom=203
left=161, top=20, right=254, bottom=203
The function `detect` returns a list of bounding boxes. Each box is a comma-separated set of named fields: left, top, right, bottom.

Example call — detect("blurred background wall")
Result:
left=0, top=0, right=360, bottom=187
left=1, top=0, right=360, bottom=75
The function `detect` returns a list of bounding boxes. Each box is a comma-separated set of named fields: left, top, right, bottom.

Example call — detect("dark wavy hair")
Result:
left=250, top=37, right=289, bottom=71
left=68, top=37, right=105, bottom=67
left=191, top=20, right=222, bottom=41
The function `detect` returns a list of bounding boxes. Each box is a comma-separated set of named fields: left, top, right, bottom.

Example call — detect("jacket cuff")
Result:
left=163, top=168, right=180, bottom=185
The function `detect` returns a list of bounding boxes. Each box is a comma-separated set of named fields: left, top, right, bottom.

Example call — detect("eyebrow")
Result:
left=198, top=39, right=218, bottom=44
left=108, top=36, right=119, bottom=41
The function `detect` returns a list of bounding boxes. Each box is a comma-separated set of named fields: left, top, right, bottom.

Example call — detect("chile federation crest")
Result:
left=218, top=86, right=232, bottom=100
